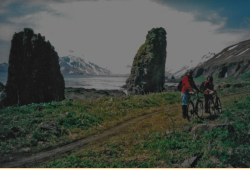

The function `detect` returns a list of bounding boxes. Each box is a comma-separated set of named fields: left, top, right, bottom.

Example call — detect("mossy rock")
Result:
left=126, top=27, right=167, bottom=95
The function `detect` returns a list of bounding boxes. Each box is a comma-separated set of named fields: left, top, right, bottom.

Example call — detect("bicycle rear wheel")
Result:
left=188, top=101, right=194, bottom=121
left=196, top=100, right=203, bottom=118
left=208, top=99, right=215, bottom=115
left=214, top=97, right=222, bottom=114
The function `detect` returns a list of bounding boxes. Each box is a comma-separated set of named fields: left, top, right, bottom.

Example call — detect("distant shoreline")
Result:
left=62, top=73, right=130, bottom=77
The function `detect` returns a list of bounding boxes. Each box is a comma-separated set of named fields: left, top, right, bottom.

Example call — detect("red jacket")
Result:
left=181, top=75, right=198, bottom=93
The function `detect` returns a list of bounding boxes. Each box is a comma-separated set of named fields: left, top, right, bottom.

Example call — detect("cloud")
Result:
left=0, top=0, right=249, bottom=74
left=0, top=24, right=21, bottom=41
left=151, top=0, right=250, bottom=32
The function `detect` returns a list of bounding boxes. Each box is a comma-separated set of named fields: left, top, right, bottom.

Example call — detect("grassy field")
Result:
left=1, top=82, right=250, bottom=167
left=0, top=92, right=181, bottom=156
left=38, top=84, right=250, bottom=168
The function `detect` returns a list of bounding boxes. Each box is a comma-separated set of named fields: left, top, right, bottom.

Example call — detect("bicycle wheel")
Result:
left=188, top=101, right=194, bottom=121
left=214, top=97, right=222, bottom=114
left=208, top=99, right=215, bottom=115
left=196, top=100, right=203, bottom=118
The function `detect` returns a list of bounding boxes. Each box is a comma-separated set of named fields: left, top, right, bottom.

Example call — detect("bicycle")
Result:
left=207, top=91, right=222, bottom=115
left=187, top=91, right=204, bottom=121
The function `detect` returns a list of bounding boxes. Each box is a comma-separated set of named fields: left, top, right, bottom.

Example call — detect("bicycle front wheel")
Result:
left=188, top=101, right=194, bottom=121
left=208, top=99, right=215, bottom=115
left=214, top=97, right=222, bottom=114
left=196, top=100, right=203, bottom=118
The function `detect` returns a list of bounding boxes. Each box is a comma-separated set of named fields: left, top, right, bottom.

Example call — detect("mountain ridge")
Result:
left=0, top=56, right=112, bottom=76
left=166, top=52, right=215, bottom=78
left=192, top=39, right=250, bottom=79
left=59, top=55, right=111, bottom=75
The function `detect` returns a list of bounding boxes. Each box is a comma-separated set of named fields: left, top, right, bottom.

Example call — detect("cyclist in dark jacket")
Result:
left=181, top=70, right=200, bottom=120
left=204, top=75, right=215, bottom=113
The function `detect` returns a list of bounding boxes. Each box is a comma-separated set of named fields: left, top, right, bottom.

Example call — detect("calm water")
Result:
left=63, top=74, right=128, bottom=90
left=0, top=72, right=128, bottom=90
left=0, top=72, right=177, bottom=91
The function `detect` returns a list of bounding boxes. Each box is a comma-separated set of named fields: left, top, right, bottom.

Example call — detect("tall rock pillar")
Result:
left=1, top=28, right=65, bottom=107
left=126, top=27, right=167, bottom=94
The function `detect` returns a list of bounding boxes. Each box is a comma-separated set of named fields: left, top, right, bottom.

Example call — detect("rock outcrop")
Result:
left=0, top=82, right=4, bottom=92
left=1, top=28, right=65, bottom=107
left=64, top=88, right=126, bottom=101
left=126, top=28, right=167, bottom=94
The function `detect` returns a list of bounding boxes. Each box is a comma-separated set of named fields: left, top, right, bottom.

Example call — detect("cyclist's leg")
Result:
left=204, top=94, right=209, bottom=113
left=181, top=92, right=188, bottom=119
left=209, top=95, right=214, bottom=104
left=186, top=94, right=190, bottom=120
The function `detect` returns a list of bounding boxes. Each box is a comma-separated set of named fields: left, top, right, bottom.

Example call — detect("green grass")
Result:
left=241, top=72, right=250, bottom=80
left=41, top=86, right=250, bottom=168
left=194, top=76, right=206, bottom=83
left=194, top=73, right=250, bottom=85
left=0, top=92, right=181, bottom=155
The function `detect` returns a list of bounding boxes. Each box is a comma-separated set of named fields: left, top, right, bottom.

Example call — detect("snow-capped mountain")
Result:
left=59, top=55, right=111, bottom=75
left=166, top=52, right=215, bottom=78
left=0, top=62, right=9, bottom=72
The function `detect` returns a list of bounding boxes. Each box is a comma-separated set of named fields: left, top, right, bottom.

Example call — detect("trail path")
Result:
left=1, top=107, right=179, bottom=167
left=0, top=90, right=248, bottom=167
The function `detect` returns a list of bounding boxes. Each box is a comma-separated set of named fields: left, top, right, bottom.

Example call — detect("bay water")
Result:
left=0, top=72, right=177, bottom=92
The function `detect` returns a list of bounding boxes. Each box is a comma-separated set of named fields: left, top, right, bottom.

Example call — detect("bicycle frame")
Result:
left=192, top=93, right=203, bottom=105
left=188, top=92, right=203, bottom=118
left=207, top=91, right=222, bottom=114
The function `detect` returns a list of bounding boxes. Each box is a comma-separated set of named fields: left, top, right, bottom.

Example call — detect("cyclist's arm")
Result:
left=204, top=83, right=212, bottom=92
left=205, top=83, right=216, bottom=93
left=189, top=79, right=199, bottom=92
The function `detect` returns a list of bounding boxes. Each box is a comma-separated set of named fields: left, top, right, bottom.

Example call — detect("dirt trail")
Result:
left=1, top=107, right=179, bottom=168
left=1, top=90, right=248, bottom=167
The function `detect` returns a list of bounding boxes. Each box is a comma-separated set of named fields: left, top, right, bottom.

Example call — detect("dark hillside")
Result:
left=193, top=39, right=250, bottom=80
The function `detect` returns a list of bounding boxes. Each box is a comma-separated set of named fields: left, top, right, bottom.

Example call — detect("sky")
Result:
left=1, top=0, right=250, bottom=74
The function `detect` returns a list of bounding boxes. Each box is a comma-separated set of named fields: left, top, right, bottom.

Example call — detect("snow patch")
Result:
left=226, top=55, right=233, bottom=60
left=60, top=67, right=65, bottom=71
left=215, top=54, right=221, bottom=59
left=236, top=48, right=249, bottom=56
left=69, top=70, right=74, bottom=74
left=90, top=64, right=99, bottom=75
left=228, top=45, right=238, bottom=51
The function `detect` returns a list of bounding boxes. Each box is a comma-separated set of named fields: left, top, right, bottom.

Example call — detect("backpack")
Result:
left=200, top=81, right=208, bottom=92
left=177, top=80, right=182, bottom=91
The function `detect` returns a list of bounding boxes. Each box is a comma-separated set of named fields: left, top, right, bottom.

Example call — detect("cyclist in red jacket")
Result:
left=181, top=70, right=200, bottom=121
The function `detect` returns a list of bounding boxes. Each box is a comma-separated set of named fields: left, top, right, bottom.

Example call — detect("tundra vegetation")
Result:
left=40, top=84, right=250, bottom=168
left=0, top=92, right=180, bottom=155
left=1, top=79, right=250, bottom=167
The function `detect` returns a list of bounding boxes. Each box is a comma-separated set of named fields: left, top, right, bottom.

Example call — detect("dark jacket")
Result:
left=204, top=81, right=214, bottom=95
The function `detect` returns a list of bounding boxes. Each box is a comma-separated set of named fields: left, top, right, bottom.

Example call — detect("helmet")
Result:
left=187, top=69, right=193, bottom=74
left=207, top=75, right=213, bottom=82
